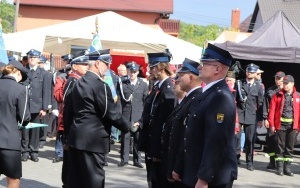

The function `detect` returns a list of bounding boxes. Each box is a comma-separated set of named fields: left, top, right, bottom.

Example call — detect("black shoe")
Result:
left=133, top=163, right=144, bottom=168
left=21, top=155, right=29, bottom=162
left=118, top=161, right=128, bottom=167
left=31, top=156, right=39, bottom=162
left=130, top=150, right=133, bottom=154
left=266, top=162, right=276, bottom=169
left=104, top=161, right=108, bottom=166
left=52, top=157, right=63, bottom=163
left=110, top=139, right=115, bottom=145
left=247, top=164, right=254, bottom=171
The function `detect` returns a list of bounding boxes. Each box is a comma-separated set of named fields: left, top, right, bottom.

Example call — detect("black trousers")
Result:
left=179, top=181, right=234, bottom=188
left=145, top=153, right=153, bottom=187
left=62, top=148, right=68, bottom=188
left=47, top=114, right=57, bottom=138
left=266, top=128, right=276, bottom=156
left=275, top=128, right=297, bottom=158
left=144, top=154, right=165, bottom=188
left=67, top=147, right=105, bottom=188
left=21, top=113, right=40, bottom=157
left=243, top=124, right=256, bottom=165
left=120, top=131, right=141, bottom=164
left=235, top=131, right=241, bottom=155
left=39, top=114, right=49, bottom=146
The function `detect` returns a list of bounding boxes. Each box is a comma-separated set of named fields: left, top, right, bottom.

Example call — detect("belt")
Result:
left=280, top=117, right=293, bottom=123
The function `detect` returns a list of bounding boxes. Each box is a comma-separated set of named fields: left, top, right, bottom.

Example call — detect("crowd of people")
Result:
left=0, top=43, right=299, bottom=188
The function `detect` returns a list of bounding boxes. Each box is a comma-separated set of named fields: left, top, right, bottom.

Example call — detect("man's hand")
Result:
left=133, top=122, right=140, bottom=127
left=257, top=121, right=263, bottom=128
left=195, top=179, right=208, bottom=188
left=172, top=171, right=181, bottom=182
left=270, top=126, right=276, bottom=134
left=52, top=109, right=59, bottom=117
left=39, top=110, right=46, bottom=118
left=264, top=119, right=269, bottom=128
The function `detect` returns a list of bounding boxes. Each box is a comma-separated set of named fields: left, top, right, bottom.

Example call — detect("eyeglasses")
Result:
left=198, top=61, right=219, bottom=68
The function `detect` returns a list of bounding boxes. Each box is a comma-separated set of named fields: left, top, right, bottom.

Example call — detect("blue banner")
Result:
left=104, top=70, right=118, bottom=102
left=88, top=34, right=103, bottom=53
left=88, top=33, right=118, bottom=102
left=0, top=26, right=8, bottom=64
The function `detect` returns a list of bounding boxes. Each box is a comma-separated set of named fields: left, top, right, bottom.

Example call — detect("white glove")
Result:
left=52, top=109, right=59, bottom=117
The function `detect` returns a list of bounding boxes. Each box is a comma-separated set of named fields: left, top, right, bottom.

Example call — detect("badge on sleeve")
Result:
left=216, top=113, right=224, bottom=123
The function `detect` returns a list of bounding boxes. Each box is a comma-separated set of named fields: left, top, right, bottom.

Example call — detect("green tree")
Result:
left=179, top=22, right=224, bottom=47
left=0, top=0, right=15, bottom=33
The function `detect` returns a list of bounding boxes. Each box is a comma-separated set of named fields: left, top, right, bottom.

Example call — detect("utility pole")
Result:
left=13, top=0, right=20, bottom=32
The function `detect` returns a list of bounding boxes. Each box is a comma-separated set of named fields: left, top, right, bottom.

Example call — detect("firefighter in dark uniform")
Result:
left=161, top=58, right=202, bottom=187
left=137, top=62, right=159, bottom=188
left=21, top=49, right=51, bottom=162
left=136, top=50, right=177, bottom=188
left=0, top=60, right=31, bottom=187
left=263, top=71, right=285, bottom=169
left=172, top=43, right=237, bottom=188
left=235, top=63, right=264, bottom=171
left=269, top=75, right=300, bottom=176
left=61, top=55, right=89, bottom=188
left=67, top=50, right=131, bottom=188
left=117, top=62, right=148, bottom=168
left=37, top=55, right=53, bottom=148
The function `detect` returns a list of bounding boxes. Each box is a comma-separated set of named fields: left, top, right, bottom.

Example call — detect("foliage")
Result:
left=179, top=22, right=224, bottom=47
left=0, top=0, right=15, bottom=33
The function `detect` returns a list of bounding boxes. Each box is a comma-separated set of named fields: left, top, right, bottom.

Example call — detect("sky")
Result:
left=171, top=0, right=257, bottom=27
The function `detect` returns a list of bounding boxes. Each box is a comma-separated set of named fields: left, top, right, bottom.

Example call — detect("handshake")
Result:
left=130, top=122, right=140, bottom=133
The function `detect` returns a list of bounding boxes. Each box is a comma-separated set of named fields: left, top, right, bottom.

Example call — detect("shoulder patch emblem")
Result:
left=216, top=113, right=224, bottom=123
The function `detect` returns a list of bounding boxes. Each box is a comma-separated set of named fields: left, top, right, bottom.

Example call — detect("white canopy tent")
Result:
left=4, top=11, right=202, bottom=64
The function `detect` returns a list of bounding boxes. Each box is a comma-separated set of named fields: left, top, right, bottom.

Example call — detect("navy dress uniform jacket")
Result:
left=67, top=71, right=131, bottom=153
left=161, top=87, right=202, bottom=179
left=0, top=76, right=31, bottom=150
left=235, top=79, right=264, bottom=124
left=174, top=80, right=237, bottom=187
left=138, top=82, right=159, bottom=152
left=147, top=78, right=177, bottom=159
left=23, top=67, right=51, bottom=113
left=119, top=78, right=148, bottom=123
left=63, top=74, right=81, bottom=141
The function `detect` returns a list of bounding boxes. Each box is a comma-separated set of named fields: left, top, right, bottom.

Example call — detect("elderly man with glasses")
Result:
left=172, top=43, right=238, bottom=188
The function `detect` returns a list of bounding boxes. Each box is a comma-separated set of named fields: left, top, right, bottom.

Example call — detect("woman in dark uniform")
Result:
left=0, top=60, right=31, bottom=188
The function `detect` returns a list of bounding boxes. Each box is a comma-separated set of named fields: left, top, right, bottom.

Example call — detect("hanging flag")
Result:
left=103, top=70, right=118, bottom=103
left=0, top=23, right=8, bottom=64
left=88, top=33, right=118, bottom=102
left=88, top=34, right=102, bottom=53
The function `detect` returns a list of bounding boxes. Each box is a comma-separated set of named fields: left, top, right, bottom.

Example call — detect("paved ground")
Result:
left=0, top=138, right=299, bottom=187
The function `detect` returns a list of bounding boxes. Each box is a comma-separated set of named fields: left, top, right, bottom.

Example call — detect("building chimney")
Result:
left=231, top=9, right=240, bottom=31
